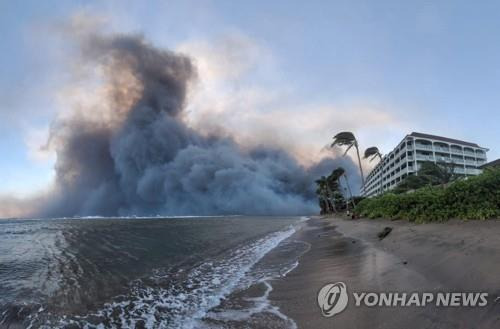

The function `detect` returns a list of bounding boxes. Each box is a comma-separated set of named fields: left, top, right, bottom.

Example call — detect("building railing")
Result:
left=416, top=154, right=434, bottom=161
left=415, top=143, right=432, bottom=150
left=435, top=156, right=452, bottom=162
left=434, top=146, right=450, bottom=152
left=475, top=153, right=486, bottom=159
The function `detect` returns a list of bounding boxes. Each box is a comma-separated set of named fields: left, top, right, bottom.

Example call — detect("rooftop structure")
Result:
left=361, top=132, right=489, bottom=197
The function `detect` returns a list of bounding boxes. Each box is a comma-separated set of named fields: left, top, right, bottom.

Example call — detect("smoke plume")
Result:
left=11, top=31, right=361, bottom=218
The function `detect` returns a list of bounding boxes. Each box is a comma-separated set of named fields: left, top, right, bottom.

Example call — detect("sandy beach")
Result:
left=270, top=216, right=500, bottom=328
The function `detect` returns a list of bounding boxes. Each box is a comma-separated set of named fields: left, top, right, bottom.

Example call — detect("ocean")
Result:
left=0, top=216, right=309, bottom=328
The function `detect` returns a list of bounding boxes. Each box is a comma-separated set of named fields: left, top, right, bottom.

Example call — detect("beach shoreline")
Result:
left=269, top=216, right=500, bottom=328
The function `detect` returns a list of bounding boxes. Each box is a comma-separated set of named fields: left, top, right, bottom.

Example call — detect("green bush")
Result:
left=355, top=167, right=500, bottom=222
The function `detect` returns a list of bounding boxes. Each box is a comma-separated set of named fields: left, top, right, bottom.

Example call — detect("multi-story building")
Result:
left=361, top=132, right=488, bottom=197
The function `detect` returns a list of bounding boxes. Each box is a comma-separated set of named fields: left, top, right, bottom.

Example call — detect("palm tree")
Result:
left=326, top=170, right=345, bottom=213
left=364, top=147, right=383, bottom=162
left=364, top=146, right=383, bottom=194
left=331, top=132, right=365, bottom=186
left=330, top=167, right=346, bottom=180
left=316, top=171, right=349, bottom=214
left=329, top=167, right=355, bottom=209
left=315, top=177, right=333, bottom=214
left=314, top=178, right=326, bottom=213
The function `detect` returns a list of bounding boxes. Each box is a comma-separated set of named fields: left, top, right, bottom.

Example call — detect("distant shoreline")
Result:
left=269, top=216, right=500, bottom=328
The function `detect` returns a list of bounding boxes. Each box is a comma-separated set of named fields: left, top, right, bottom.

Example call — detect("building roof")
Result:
left=408, top=132, right=482, bottom=148
left=479, top=159, right=500, bottom=169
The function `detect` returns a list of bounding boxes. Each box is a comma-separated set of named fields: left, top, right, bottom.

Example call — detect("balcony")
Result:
left=435, top=156, right=452, bottom=162
left=475, top=152, right=486, bottom=159
left=434, top=146, right=450, bottom=153
left=454, top=168, right=465, bottom=174
left=415, top=143, right=433, bottom=150
left=450, top=148, right=463, bottom=155
left=464, top=160, right=476, bottom=165
left=416, top=154, right=434, bottom=161
left=464, top=151, right=475, bottom=157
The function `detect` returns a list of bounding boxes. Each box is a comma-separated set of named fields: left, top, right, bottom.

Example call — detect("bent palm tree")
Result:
left=330, top=167, right=346, bottom=180
left=315, top=176, right=333, bottom=214
left=364, top=146, right=383, bottom=194
left=325, top=177, right=338, bottom=213
left=329, top=167, right=356, bottom=208
left=332, top=132, right=365, bottom=186
left=364, top=147, right=383, bottom=162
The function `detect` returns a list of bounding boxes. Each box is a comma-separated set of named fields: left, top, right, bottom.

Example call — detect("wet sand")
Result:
left=270, top=216, right=500, bottom=328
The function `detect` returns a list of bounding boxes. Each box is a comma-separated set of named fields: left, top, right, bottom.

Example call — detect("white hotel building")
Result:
left=361, top=132, right=488, bottom=197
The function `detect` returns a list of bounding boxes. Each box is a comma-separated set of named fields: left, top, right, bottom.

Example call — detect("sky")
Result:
left=1, top=0, right=500, bottom=198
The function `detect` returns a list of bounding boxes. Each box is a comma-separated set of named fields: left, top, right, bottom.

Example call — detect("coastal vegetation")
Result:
left=355, top=167, right=500, bottom=222
left=392, top=161, right=459, bottom=194
left=315, top=168, right=348, bottom=214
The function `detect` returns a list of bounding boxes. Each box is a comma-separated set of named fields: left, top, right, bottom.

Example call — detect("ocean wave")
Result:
left=30, top=226, right=297, bottom=328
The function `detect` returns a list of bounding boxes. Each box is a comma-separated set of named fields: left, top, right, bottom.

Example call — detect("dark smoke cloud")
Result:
left=23, top=32, right=361, bottom=218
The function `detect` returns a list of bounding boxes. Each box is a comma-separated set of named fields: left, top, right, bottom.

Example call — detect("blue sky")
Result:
left=1, top=0, right=500, bottom=197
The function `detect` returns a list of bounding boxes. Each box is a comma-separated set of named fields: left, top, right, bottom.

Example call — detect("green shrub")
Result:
left=355, top=167, right=500, bottom=222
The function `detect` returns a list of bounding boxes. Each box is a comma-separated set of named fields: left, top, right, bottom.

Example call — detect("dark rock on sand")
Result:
left=377, top=226, right=393, bottom=240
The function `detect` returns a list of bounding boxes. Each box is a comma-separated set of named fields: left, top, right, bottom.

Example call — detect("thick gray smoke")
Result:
left=33, top=33, right=360, bottom=217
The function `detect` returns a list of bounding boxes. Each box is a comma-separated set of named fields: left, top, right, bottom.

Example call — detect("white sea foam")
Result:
left=205, top=280, right=297, bottom=329
left=203, top=238, right=310, bottom=328
left=42, top=225, right=298, bottom=329
left=299, top=216, right=311, bottom=222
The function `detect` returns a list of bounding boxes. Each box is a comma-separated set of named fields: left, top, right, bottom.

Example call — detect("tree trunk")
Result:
left=325, top=186, right=337, bottom=213
left=343, top=174, right=356, bottom=208
left=319, top=197, right=327, bottom=214
left=355, top=143, right=365, bottom=186
left=318, top=195, right=329, bottom=214
left=330, top=197, right=337, bottom=213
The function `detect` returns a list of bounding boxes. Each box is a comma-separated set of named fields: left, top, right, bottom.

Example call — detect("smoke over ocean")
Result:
left=5, top=31, right=360, bottom=218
